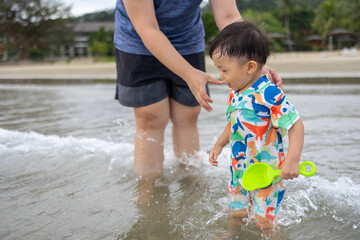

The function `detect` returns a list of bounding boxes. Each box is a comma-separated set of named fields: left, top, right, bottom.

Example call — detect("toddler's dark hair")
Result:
left=209, top=21, right=270, bottom=65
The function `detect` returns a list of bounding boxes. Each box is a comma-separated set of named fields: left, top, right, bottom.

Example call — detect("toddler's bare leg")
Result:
left=225, top=208, right=249, bottom=237
left=254, top=214, right=279, bottom=239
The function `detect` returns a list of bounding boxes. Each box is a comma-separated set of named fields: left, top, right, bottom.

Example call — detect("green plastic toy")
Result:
left=242, top=161, right=316, bottom=191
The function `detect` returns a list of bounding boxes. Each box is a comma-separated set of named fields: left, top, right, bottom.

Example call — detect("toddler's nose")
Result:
left=219, top=72, right=224, bottom=80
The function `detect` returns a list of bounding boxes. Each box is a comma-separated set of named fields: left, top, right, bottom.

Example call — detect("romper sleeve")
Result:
left=226, top=89, right=236, bottom=122
left=263, top=85, right=300, bottom=131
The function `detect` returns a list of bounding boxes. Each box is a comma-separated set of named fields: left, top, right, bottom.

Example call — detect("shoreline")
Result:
left=1, top=51, right=360, bottom=84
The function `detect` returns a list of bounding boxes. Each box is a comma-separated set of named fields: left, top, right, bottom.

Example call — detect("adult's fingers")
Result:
left=197, top=95, right=212, bottom=112
left=262, top=65, right=283, bottom=88
left=200, top=88, right=213, bottom=103
left=269, top=68, right=283, bottom=88
left=207, top=75, right=224, bottom=85
left=196, top=81, right=214, bottom=111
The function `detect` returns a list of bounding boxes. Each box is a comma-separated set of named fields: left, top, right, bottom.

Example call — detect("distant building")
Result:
left=0, top=22, right=114, bottom=61
left=62, top=22, right=114, bottom=58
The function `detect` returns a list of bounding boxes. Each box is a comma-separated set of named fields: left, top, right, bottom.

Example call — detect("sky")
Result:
left=61, top=0, right=117, bottom=16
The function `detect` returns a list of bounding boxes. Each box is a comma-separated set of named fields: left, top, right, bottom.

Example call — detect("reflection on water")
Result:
left=0, top=83, right=360, bottom=239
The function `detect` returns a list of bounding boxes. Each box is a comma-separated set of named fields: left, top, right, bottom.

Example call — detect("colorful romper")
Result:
left=227, top=75, right=300, bottom=219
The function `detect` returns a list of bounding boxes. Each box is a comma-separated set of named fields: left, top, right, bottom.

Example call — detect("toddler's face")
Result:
left=211, top=51, right=253, bottom=92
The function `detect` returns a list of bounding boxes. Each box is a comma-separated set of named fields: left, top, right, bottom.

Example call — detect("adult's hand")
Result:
left=185, top=69, right=223, bottom=112
left=262, top=65, right=283, bottom=88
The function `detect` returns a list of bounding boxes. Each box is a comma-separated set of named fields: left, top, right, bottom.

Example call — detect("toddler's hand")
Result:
left=209, top=146, right=222, bottom=167
left=280, top=157, right=300, bottom=180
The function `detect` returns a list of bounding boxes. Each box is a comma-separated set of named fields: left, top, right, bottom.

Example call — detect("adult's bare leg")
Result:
left=170, top=99, right=201, bottom=158
left=133, top=98, right=170, bottom=204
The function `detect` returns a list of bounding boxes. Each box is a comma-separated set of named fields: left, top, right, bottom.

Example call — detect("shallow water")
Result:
left=0, top=83, right=360, bottom=239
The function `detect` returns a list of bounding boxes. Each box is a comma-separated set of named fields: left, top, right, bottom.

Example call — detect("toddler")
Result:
left=208, top=21, right=304, bottom=237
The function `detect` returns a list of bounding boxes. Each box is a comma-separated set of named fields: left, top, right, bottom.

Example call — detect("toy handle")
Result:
left=299, top=161, right=316, bottom=177
left=272, top=169, right=282, bottom=178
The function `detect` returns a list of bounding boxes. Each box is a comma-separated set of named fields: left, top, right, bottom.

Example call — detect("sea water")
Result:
left=0, top=83, right=359, bottom=239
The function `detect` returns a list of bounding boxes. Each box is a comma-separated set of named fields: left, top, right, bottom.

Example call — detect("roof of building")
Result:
left=67, top=22, right=114, bottom=33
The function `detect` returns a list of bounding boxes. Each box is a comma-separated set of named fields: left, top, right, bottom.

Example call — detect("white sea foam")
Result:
left=278, top=175, right=360, bottom=228
left=0, top=128, right=134, bottom=170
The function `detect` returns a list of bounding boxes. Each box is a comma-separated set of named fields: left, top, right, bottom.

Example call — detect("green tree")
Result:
left=88, top=27, right=114, bottom=57
left=311, top=0, right=360, bottom=49
left=69, top=10, right=115, bottom=23
left=311, top=0, right=336, bottom=38
left=243, top=9, right=285, bottom=34
left=0, top=0, right=73, bottom=61
left=270, top=0, right=317, bottom=51
left=336, top=0, right=360, bottom=47
left=235, top=0, right=279, bottom=12
left=287, top=1, right=316, bottom=51
left=243, top=9, right=285, bottom=52
left=201, top=11, right=219, bottom=49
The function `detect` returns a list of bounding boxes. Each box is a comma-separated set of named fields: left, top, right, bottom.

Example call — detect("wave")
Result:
left=0, top=128, right=134, bottom=170
left=279, top=175, right=360, bottom=226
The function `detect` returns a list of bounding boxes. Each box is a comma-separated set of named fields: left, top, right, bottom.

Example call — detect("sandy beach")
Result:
left=0, top=51, right=359, bottom=83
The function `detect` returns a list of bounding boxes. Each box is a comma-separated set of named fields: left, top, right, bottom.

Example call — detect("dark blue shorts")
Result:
left=115, top=49, right=209, bottom=107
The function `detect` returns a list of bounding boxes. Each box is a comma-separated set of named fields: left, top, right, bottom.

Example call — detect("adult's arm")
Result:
left=210, top=0, right=243, bottom=30
left=123, top=0, right=222, bottom=112
left=209, top=0, right=283, bottom=88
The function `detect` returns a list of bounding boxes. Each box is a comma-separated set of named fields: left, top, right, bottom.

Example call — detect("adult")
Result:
left=114, top=0, right=282, bottom=180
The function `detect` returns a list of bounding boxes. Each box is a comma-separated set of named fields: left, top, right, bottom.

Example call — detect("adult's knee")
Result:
left=170, top=106, right=200, bottom=127
left=135, top=109, right=169, bottom=131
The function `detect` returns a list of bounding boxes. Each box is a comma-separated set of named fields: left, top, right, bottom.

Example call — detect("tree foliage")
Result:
left=202, top=0, right=359, bottom=51
left=0, top=0, right=73, bottom=60
left=312, top=0, right=360, bottom=43
left=242, top=9, right=286, bottom=52
left=242, top=10, right=284, bottom=34
left=69, top=10, right=115, bottom=23
left=271, top=0, right=316, bottom=51
left=311, top=0, right=336, bottom=38
left=341, top=0, right=360, bottom=46
left=88, top=27, right=114, bottom=57
left=201, top=11, right=219, bottom=48
left=235, top=0, right=279, bottom=12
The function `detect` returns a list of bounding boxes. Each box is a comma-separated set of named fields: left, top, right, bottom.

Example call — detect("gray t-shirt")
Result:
left=114, top=0, right=205, bottom=55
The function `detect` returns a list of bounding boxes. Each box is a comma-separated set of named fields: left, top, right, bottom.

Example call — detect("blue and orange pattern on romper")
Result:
left=226, top=75, right=300, bottom=219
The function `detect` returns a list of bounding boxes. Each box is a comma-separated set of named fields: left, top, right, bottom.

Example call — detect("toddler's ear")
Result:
left=247, top=60, right=258, bottom=74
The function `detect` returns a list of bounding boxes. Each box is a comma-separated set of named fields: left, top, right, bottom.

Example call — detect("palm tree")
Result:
left=283, top=0, right=293, bottom=51
left=311, top=0, right=336, bottom=50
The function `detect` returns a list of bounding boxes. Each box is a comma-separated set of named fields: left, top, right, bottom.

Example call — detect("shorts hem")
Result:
left=116, top=95, right=169, bottom=108
left=171, top=96, right=200, bottom=107
left=115, top=82, right=169, bottom=108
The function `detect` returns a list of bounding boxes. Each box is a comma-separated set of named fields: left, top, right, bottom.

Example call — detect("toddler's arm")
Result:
left=280, top=119, right=304, bottom=179
left=209, top=122, right=230, bottom=167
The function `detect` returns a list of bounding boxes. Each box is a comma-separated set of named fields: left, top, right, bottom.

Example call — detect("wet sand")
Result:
left=0, top=51, right=359, bottom=83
